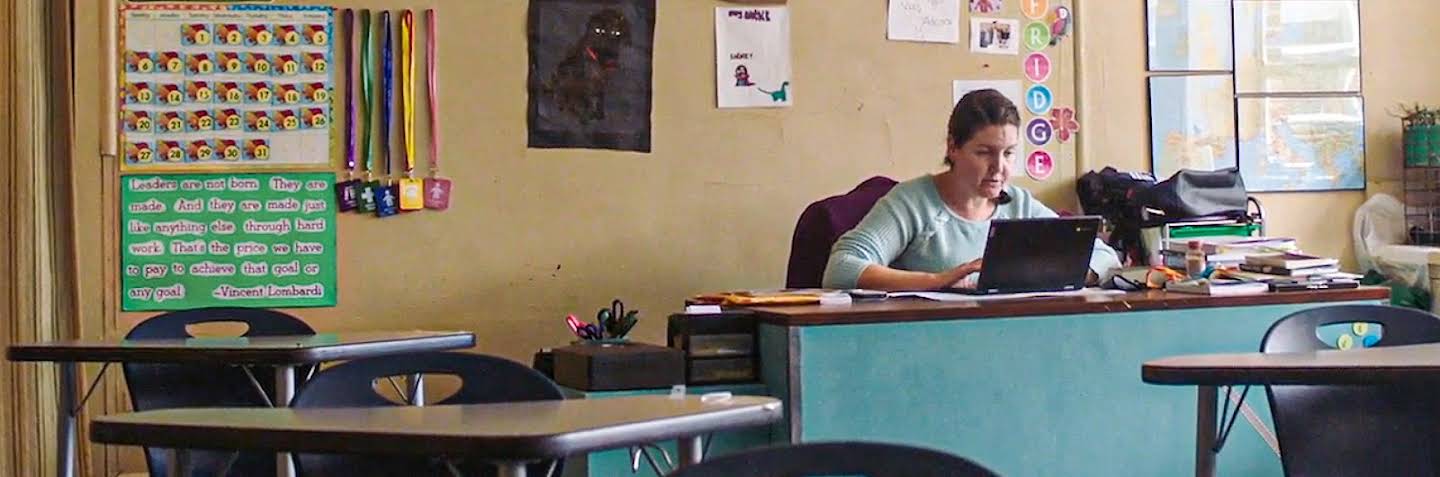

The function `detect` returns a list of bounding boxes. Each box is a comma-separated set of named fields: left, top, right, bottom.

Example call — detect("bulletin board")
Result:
left=119, top=172, right=338, bottom=311
left=118, top=3, right=335, bottom=172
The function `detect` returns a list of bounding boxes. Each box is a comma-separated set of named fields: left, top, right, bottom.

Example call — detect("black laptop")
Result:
left=950, top=216, right=1102, bottom=295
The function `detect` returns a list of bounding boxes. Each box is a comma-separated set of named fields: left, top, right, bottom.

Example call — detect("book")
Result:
left=1165, top=278, right=1271, bottom=296
left=1164, top=236, right=1298, bottom=255
left=1244, top=252, right=1339, bottom=270
left=1238, top=263, right=1340, bottom=277
left=1268, top=278, right=1360, bottom=292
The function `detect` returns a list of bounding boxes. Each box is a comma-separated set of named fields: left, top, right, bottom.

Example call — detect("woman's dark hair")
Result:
left=944, top=89, right=1021, bottom=167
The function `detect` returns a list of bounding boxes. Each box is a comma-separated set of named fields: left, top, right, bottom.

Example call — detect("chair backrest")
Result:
left=665, top=441, right=1000, bottom=477
left=1261, top=304, right=1440, bottom=477
left=785, top=176, right=897, bottom=289
left=122, top=307, right=314, bottom=477
left=290, top=351, right=565, bottom=477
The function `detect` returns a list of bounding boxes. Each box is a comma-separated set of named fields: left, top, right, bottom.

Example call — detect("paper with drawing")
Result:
left=716, top=6, right=792, bottom=108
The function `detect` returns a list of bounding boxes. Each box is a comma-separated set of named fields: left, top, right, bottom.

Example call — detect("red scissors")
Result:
left=565, top=314, right=599, bottom=340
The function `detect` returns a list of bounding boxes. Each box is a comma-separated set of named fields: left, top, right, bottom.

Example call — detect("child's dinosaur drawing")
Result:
left=758, top=81, right=790, bottom=102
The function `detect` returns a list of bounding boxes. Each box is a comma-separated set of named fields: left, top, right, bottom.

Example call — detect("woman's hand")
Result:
left=943, top=258, right=984, bottom=288
left=853, top=258, right=983, bottom=291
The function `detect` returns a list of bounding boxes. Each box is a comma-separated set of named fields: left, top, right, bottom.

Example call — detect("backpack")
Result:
left=1076, top=167, right=1157, bottom=266
left=1133, top=167, right=1249, bottom=227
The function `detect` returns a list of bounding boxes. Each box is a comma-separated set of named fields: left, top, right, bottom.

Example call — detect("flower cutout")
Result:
left=1049, top=107, right=1079, bottom=143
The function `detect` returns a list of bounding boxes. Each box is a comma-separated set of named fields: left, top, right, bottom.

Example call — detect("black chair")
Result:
left=123, top=307, right=315, bottom=477
left=289, top=351, right=566, bottom=477
left=1261, top=304, right=1440, bottom=477
left=664, top=441, right=1000, bottom=477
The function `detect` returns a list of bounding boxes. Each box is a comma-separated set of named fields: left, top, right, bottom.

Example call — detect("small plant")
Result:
left=1395, top=103, right=1440, bottom=127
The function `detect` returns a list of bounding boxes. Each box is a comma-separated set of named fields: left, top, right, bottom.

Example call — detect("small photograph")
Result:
left=970, top=0, right=1003, bottom=14
left=970, top=17, right=1019, bottom=55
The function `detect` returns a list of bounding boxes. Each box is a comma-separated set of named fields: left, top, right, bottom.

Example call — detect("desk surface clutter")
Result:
left=744, top=287, right=1390, bottom=326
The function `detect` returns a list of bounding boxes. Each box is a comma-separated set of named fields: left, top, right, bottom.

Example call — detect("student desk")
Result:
left=5, top=330, right=476, bottom=477
left=1144, top=341, right=1440, bottom=477
left=559, top=383, right=773, bottom=476
left=89, top=394, right=783, bottom=477
left=743, top=287, right=1389, bottom=477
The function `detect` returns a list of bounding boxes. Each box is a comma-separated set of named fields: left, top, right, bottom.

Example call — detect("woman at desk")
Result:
left=822, top=89, right=1121, bottom=291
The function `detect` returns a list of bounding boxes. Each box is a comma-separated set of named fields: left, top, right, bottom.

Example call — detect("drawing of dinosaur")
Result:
left=759, top=81, right=790, bottom=102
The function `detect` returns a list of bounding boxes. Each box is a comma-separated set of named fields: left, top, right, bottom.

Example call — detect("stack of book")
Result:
left=1239, top=252, right=1341, bottom=278
left=1161, top=236, right=1299, bottom=270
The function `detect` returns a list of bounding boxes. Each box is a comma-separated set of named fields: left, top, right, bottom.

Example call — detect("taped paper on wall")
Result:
left=716, top=6, right=792, bottom=108
left=888, top=0, right=959, bottom=44
left=970, top=17, right=1019, bottom=55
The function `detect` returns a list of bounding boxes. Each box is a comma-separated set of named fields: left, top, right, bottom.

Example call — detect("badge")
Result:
left=399, top=178, right=424, bottom=210
left=357, top=180, right=380, bottom=212
left=423, top=177, right=452, bottom=210
left=374, top=182, right=399, bottom=217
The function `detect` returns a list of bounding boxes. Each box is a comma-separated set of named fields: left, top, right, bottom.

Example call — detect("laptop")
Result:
left=949, top=216, right=1102, bottom=295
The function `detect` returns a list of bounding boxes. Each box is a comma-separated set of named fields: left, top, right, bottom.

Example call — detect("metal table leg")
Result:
left=1196, top=385, right=1218, bottom=477
left=275, top=365, right=297, bottom=477
left=410, top=373, right=425, bottom=406
left=678, top=436, right=704, bottom=467
left=57, top=362, right=77, bottom=477
left=495, top=461, right=528, bottom=477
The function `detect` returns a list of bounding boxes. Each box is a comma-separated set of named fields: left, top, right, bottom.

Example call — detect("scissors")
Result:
left=565, top=314, right=600, bottom=340
left=598, top=299, right=639, bottom=339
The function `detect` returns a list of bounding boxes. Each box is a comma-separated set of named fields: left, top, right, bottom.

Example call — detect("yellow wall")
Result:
left=60, top=1, right=1440, bottom=474
left=92, top=0, right=1083, bottom=357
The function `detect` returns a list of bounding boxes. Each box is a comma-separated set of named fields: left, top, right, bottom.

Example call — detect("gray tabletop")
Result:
left=1143, top=342, right=1440, bottom=385
left=5, top=330, right=476, bottom=365
left=90, top=395, right=783, bottom=460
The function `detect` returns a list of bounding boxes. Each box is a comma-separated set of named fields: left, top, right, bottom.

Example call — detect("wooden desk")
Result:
left=1143, top=342, right=1440, bottom=477
left=743, top=287, right=1389, bottom=477
left=6, top=330, right=476, bottom=477
left=748, top=287, right=1389, bottom=326
left=90, top=395, right=783, bottom=477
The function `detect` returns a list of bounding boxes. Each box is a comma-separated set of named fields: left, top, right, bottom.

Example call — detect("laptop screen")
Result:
left=970, top=216, right=1101, bottom=294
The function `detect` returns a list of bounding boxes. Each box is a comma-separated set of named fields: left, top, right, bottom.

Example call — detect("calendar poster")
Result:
left=120, top=4, right=334, bottom=171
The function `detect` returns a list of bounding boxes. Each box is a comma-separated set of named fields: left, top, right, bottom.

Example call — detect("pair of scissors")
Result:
left=565, top=314, right=600, bottom=340
left=598, top=299, right=639, bottom=339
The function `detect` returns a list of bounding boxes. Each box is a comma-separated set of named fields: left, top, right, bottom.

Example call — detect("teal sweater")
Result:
left=822, top=175, right=1123, bottom=289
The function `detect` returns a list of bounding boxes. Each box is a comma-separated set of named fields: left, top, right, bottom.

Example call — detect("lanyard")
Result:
left=342, top=9, right=356, bottom=176
left=359, top=10, right=374, bottom=180
left=401, top=10, right=415, bottom=178
left=426, top=9, right=440, bottom=177
left=379, top=11, right=393, bottom=180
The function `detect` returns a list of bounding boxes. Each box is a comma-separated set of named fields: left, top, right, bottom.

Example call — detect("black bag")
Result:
left=1076, top=167, right=1157, bottom=266
left=1133, top=167, right=1249, bottom=226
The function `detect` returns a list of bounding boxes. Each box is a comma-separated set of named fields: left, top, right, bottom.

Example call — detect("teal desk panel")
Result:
left=560, top=383, right=775, bottom=477
left=761, top=300, right=1381, bottom=477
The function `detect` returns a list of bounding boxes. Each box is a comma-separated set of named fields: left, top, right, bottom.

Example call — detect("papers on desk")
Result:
left=889, top=288, right=1127, bottom=302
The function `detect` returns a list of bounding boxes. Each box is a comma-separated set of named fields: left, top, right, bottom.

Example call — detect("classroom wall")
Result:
left=61, top=1, right=1440, bottom=473
left=1080, top=0, right=1440, bottom=271
left=93, top=0, right=1082, bottom=359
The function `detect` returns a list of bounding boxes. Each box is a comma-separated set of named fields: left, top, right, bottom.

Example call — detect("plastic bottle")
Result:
left=1184, top=240, right=1206, bottom=278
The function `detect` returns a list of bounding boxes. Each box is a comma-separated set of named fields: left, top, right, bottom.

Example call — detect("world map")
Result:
left=1148, top=75, right=1237, bottom=179
left=1147, top=0, right=1232, bottom=71
left=1238, top=97, right=1365, bottom=191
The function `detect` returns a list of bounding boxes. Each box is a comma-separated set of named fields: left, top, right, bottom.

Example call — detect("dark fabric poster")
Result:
left=527, top=0, right=656, bottom=152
